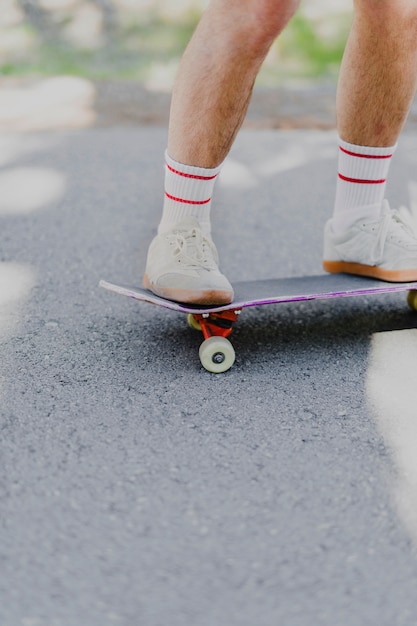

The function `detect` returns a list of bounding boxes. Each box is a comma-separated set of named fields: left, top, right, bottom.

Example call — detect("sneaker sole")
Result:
left=143, top=273, right=234, bottom=305
left=323, top=259, right=417, bottom=283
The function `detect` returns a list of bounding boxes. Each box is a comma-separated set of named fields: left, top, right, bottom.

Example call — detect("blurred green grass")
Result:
left=0, top=5, right=351, bottom=85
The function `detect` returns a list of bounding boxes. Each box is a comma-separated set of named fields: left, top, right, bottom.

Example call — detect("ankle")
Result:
left=157, top=152, right=222, bottom=235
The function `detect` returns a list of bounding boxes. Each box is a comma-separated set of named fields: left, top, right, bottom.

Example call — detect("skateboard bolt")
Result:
left=212, top=352, right=225, bottom=364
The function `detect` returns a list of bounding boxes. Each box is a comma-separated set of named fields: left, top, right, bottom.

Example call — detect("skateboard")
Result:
left=99, top=274, right=417, bottom=373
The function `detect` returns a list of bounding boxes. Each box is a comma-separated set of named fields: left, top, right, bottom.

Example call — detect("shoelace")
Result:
left=371, top=201, right=417, bottom=264
left=167, top=226, right=218, bottom=269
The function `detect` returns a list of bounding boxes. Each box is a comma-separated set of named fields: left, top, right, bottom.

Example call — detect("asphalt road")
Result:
left=1, top=127, right=417, bottom=626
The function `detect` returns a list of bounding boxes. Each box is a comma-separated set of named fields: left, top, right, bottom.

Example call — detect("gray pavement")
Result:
left=1, top=127, right=417, bottom=626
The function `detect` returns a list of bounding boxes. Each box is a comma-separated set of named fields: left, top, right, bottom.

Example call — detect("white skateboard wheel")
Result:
left=199, top=337, right=235, bottom=373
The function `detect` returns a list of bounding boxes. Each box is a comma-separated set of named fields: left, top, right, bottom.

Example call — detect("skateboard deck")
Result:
left=100, top=274, right=417, bottom=373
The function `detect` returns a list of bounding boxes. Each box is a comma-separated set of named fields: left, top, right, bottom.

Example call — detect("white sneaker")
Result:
left=323, top=200, right=417, bottom=282
left=143, top=218, right=234, bottom=305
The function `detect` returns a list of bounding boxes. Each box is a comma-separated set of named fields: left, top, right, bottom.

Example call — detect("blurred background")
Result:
left=0, top=0, right=353, bottom=131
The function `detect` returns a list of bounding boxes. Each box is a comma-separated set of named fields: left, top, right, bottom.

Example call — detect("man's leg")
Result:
left=145, top=0, right=299, bottom=304
left=338, top=0, right=417, bottom=147
left=168, top=0, right=299, bottom=168
left=324, top=0, right=417, bottom=281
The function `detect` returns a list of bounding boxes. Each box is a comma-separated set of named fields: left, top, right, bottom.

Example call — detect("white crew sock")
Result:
left=158, top=151, right=222, bottom=235
left=332, top=138, right=396, bottom=233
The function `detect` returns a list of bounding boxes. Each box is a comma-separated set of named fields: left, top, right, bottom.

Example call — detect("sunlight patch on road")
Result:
left=220, top=159, right=259, bottom=189
left=0, top=134, right=61, bottom=168
left=0, top=135, right=35, bottom=168
left=255, top=134, right=335, bottom=177
left=258, top=144, right=309, bottom=177
left=221, top=132, right=336, bottom=189
left=0, top=263, right=36, bottom=403
left=0, top=167, right=66, bottom=215
left=0, top=76, right=96, bottom=132
left=0, top=262, right=37, bottom=340
left=366, top=329, right=417, bottom=545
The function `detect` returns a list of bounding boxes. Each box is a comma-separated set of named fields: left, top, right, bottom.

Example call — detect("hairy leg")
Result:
left=168, top=0, right=300, bottom=168
left=337, top=0, right=417, bottom=146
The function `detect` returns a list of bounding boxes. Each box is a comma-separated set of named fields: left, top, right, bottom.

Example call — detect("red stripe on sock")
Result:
left=165, top=192, right=211, bottom=205
left=338, top=173, right=386, bottom=184
left=339, top=146, right=393, bottom=159
left=166, top=163, right=218, bottom=180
